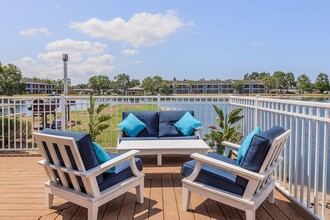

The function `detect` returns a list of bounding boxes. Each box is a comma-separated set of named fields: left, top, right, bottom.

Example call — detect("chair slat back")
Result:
left=34, top=132, right=87, bottom=192
left=259, top=130, right=291, bottom=174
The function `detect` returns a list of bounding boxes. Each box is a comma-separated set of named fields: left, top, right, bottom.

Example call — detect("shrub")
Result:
left=0, top=116, right=32, bottom=145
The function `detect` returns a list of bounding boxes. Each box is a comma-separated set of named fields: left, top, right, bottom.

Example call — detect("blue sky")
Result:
left=1, top=1, right=329, bottom=85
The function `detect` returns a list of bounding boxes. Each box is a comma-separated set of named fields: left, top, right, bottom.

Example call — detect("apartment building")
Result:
left=169, top=80, right=266, bottom=94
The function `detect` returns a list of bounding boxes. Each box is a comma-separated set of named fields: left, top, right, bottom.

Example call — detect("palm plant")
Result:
left=204, top=105, right=244, bottom=154
left=87, top=95, right=111, bottom=141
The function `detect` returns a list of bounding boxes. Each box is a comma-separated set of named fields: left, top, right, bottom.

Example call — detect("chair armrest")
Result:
left=85, top=150, right=142, bottom=178
left=190, top=153, right=265, bottom=181
left=37, top=150, right=143, bottom=179
left=194, top=127, right=203, bottom=139
left=221, top=141, right=241, bottom=150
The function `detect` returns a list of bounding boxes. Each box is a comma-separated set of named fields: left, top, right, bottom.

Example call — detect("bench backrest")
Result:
left=122, top=110, right=195, bottom=137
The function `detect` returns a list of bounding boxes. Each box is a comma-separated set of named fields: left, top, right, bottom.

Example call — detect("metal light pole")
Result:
left=62, top=54, right=68, bottom=96
left=62, top=54, right=69, bottom=125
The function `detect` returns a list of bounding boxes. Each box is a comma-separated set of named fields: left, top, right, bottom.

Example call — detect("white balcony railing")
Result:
left=229, top=96, right=329, bottom=220
left=0, top=95, right=329, bottom=219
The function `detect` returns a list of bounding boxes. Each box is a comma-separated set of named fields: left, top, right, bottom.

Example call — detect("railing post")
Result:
left=157, top=94, right=160, bottom=112
left=61, top=95, right=66, bottom=131
left=254, top=95, right=259, bottom=128
left=227, top=94, right=232, bottom=113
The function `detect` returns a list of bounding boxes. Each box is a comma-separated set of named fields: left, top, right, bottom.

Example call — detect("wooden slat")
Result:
left=172, top=173, right=195, bottom=220
left=162, top=173, right=179, bottom=220
left=148, top=175, right=164, bottom=220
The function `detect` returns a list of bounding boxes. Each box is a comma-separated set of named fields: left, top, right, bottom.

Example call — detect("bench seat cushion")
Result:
left=181, top=153, right=246, bottom=196
left=159, top=111, right=194, bottom=137
left=122, top=111, right=159, bottom=137
left=99, top=153, right=143, bottom=192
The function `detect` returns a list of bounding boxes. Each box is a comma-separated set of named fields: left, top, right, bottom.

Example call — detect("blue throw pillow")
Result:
left=92, top=142, right=115, bottom=173
left=119, top=113, right=147, bottom=137
left=237, top=127, right=261, bottom=165
left=174, top=112, right=202, bottom=136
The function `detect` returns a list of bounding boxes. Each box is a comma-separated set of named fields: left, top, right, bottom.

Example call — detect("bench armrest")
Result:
left=194, top=127, right=203, bottom=139
left=116, top=127, right=123, bottom=146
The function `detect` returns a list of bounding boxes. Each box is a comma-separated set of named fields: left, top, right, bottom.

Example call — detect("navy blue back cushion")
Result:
left=159, top=111, right=194, bottom=137
left=240, top=126, right=286, bottom=172
left=41, top=129, right=103, bottom=184
left=122, top=111, right=159, bottom=137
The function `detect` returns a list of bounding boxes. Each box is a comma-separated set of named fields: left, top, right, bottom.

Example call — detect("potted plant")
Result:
left=87, top=95, right=112, bottom=141
left=204, top=105, right=244, bottom=154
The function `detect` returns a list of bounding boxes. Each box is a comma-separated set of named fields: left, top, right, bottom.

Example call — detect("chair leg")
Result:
left=45, top=190, right=54, bottom=208
left=182, top=187, right=191, bottom=211
left=136, top=179, right=144, bottom=204
left=88, top=204, right=98, bottom=220
left=268, top=188, right=275, bottom=203
left=246, top=209, right=255, bottom=220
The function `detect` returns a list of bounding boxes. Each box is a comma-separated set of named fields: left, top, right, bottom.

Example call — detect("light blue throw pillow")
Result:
left=92, top=142, right=115, bottom=173
left=237, top=127, right=261, bottom=165
left=118, top=113, right=146, bottom=137
left=174, top=112, right=202, bottom=136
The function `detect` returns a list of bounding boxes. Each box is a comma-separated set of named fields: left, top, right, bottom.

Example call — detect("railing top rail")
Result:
left=229, top=96, right=330, bottom=108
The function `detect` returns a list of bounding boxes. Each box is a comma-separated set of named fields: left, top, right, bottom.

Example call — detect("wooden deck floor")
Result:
left=0, top=155, right=316, bottom=220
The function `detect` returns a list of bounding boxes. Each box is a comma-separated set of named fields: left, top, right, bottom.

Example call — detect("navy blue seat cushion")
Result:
left=240, top=126, right=286, bottom=172
left=181, top=153, right=247, bottom=196
left=41, top=129, right=103, bottom=185
left=159, top=111, right=194, bottom=137
left=122, top=111, right=159, bottom=137
left=99, top=152, right=143, bottom=192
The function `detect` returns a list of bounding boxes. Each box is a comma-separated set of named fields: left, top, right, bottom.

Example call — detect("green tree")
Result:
left=88, top=75, right=110, bottom=95
left=315, top=73, right=329, bottom=93
left=114, top=73, right=130, bottom=90
left=141, top=77, right=154, bottom=94
left=273, top=71, right=287, bottom=92
left=296, top=74, right=312, bottom=93
left=129, top=79, right=140, bottom=88
left=0, top=63, right=24, bottom=96
left=186, top=80, right=194, bottom=93
left=141, top=75, right=164, bottom=94
left=232, top=81, right=245, bottom=94
left=286, top=72, right=295, bottom=89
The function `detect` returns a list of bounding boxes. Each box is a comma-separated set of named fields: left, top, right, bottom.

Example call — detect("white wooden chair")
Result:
left=34, top=131, right=144, bottom=220
left=181, top=127, right=291, bottom=220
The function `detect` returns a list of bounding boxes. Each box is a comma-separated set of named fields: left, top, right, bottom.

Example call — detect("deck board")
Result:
left=0, top=155, right=317, bottom=220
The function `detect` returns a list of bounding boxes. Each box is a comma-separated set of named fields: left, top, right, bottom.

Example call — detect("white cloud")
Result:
left=45, top=39, right=107, bottom=55
left=11, top=54, right=115, bottom=81
left=70, top=11, right=191, bottom=47
left=122, top=48, right=138, bottom=56
left=19, top=27, right=51, bottom=36
left=37, top=39, right=108, bottom=63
